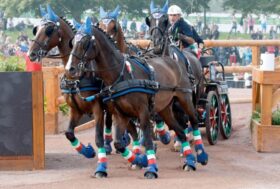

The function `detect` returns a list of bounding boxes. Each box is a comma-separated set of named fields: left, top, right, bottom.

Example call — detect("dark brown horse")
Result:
left=27, top=6, right=125, bottom=157
left=98, top=16, right=172, bottom=145
left=65, top=17, right=208, bottom=179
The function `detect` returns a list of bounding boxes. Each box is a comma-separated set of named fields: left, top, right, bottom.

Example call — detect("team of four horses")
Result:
left=28, top=2, right=211, bottom=179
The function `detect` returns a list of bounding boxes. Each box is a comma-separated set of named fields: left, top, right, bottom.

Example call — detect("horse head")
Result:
left=28, top=5, right=74, bottom=63
left=66, top=17, right=98, bottom=79
left=146, top=0, right=169, bottom=54
left=98, top=5, right=120, bottom=37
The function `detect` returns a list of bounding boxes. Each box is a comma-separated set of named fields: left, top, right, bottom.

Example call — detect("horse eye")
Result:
left=32, top=26, right=38, bottom=36
left=45, top=26, right=54, bottom=37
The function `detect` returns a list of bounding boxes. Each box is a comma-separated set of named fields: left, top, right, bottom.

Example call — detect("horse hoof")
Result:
left=196, top=149, right=208, bottom=166
left=144, top=172, right=158, bottom=179
left=159, top=132, right=171, bottom=145
left=183, top=164, right=196, bottom=171
left=94, top=172, right=107, bottom=178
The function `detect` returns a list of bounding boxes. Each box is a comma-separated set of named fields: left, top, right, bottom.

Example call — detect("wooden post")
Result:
left=43, top=67, right=64, bottom=134
left=252, top=46, right=260, bottom=66
left=260, top=84, right=272, bottom=125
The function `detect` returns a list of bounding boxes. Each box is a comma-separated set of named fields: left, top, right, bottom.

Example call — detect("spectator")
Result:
left=229, top=14, right=237, bottom=36
left=15, top=20, right=25, bottom=31
left=269, top=26, right=277, bottom=39
left=122, top=16, right=128, bottom=33
left=139, top=20, right=148, bottom=39
left=242, top=15, right=248, bottom=34
left=210, top=24, right=219, bottom=39
left=7, top=18, right=14, bottom=31
left=251, top=30, right=258, bottom=40
left=243, top=47, right=252, bottom=66
left=276, top=16, right=280, bottom=34
left=196, top=15, right=202, bottom=34
left=259, top=15, right=267, bottom=33
left=248, top=15, right=255, bottom=34
left=17, top=32, right=28, bottom=42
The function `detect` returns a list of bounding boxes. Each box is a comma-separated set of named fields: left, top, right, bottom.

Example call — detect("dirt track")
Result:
left=1, top=89, right=280, bottom=189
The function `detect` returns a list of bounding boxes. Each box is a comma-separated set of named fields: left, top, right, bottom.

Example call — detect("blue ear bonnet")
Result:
left=100, top=5, right=120, bottom=20
left=78, top=17, right=92, bottom=36
left=150, top=0, right=168, bottom=14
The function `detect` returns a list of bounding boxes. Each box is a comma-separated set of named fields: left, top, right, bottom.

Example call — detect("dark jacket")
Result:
left=169, top=18, right=203, bottom=48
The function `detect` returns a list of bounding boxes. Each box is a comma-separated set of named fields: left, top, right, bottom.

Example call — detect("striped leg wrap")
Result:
left=182, top=141, right=192, bottom=156
left=132, top=141, right=141, bottom=155
left=98, top=148, right=107, bottom=163
left=104, top=128, right=113, bottom=142
left=156, top=122, right=166, bottom=136
left=122, top=148, right=136, bottom=163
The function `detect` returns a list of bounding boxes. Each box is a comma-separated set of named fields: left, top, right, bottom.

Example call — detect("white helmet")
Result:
left=167, top=5, right=182, bottom=15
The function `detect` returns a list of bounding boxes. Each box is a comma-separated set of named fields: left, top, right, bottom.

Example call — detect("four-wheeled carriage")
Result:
left=197, top=52, right=232, bottom=145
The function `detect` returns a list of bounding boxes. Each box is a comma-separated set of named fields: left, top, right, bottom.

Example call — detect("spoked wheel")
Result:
left=219, top=94, right=232, bottom=139
left=205, top=91, right=220, bottom=145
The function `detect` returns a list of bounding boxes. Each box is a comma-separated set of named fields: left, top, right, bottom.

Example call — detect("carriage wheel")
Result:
left=219, top=94, right=232, bottom=139
left=205, top=91, right=220, bottom=145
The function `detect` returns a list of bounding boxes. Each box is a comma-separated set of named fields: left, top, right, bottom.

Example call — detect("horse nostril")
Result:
left=69, top=67, right=76, bottom=75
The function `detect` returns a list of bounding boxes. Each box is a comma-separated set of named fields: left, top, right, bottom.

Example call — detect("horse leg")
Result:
left=154, top=114, right=171, bottom=145
left=127, top=119, right=141, bottom=155
left=177, top=94, right=208, bottom=166
left=93, top=101, right=108, bottom=178
left=159, top=105, right=196, bottom=171
left=139, top=108, right=158, bottom=179
left=104, top=111, right=113, bottom=154
left=113, top=115, right=148, bottom=168
left=65, top=106, right=95, bottom=159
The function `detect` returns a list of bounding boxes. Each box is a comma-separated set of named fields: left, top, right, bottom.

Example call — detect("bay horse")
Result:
left=27, top=6, right=135, bottom=157
left=98, top=12, right=171, bottom=145
left=65, top=17, right=208, bottom=179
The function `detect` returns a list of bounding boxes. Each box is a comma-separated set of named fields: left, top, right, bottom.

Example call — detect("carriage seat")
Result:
left=199, top=55, right=216, bottom=68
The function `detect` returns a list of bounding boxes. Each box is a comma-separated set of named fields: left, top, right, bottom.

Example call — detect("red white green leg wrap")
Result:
left=144, top=150, right=158, bottom=178
left=95, top=148, right=108, bottom=176
left=156, top=122, right=171, bottom=145
left=122, top=148, right=148, bottom=168
left=71, top=138, right=95, bottom=158
left=193, top=129, right=208, bottom=165
left=132, top=140, right=141, bottom=155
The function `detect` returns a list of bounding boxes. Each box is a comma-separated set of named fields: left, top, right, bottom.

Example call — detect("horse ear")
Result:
left=32, top=26, right=38, bottom=36
left=161, top=0, right=169, bottom=14
left=150, top=1, right=156, bottom=13
left=46, top=4, right=59, bottom=22
left=72, top=19, right=81, bottom=30
left=145, top=17, right=150, bottom=27
left=69, top=38, right=73, bottom=49
left=112, top=5, right=121, bottom=18
left=100, top=6, right=107, bottom=19
left=39, top=5, right=47, bottom=17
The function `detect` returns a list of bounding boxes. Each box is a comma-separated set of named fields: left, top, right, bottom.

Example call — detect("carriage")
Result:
left=197, top=52, right=232, bottom=145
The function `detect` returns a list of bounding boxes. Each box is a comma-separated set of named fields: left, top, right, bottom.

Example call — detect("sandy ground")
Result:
left=1, top=89, right=280, bottom=189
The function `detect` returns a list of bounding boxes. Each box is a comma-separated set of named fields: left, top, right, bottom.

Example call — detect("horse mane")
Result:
left=93, top=25, right=119, bottom=51
left=60, top=16, right=77, bottom=34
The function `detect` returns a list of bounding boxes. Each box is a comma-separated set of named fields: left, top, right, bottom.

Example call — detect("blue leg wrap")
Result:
left=184, top=154, right=196, bottom=170
left=195, top=144, right=208, bottom=165
left=79, top=143, right=96, bottom=159
left=158, top=131, right=171, bottom=145
left=95, top=162, right=107, bottom=176
left=144, top=164, right=158, bottom=178
left=132, top=154, right=148, bottom=168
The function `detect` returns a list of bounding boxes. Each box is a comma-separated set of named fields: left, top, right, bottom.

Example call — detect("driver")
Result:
left=167, top=5, right=203, bottom=55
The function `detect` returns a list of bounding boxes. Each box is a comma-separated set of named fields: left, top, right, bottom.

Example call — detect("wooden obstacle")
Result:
left=251, top=68, right=280, bottom=152
left=42, top=66, right=95, bottom=134
left=0, top=72, right=44, bottom=170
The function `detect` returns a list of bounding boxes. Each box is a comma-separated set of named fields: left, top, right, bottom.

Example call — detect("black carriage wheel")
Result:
left=219, top=94, right=232, bottom=139
left=205, top=91, right=220, bottom=145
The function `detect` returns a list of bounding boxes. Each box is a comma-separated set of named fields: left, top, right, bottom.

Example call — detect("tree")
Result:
left=223, top=0, right=280, bottom=14
left=0, top=0, right=211, bottom=20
